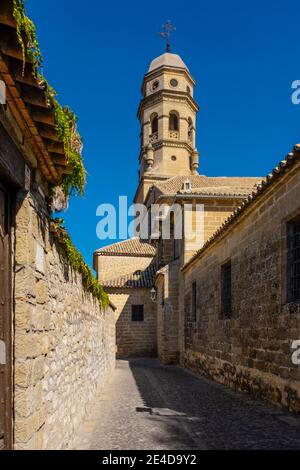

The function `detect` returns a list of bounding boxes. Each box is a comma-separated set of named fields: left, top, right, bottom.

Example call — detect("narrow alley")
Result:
left=73, top=359, right=300, bottom=450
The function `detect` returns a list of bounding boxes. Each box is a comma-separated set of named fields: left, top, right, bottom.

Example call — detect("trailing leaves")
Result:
left=13, top=0, right=42, bottom=76
left=50, top=218, right=110, bottom=309
left=13, top=1, right=86, bottom=197
left=41, top=78, right=86, bottom=196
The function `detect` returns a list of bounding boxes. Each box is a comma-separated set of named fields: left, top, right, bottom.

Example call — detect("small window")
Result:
left=132, top=305, right=144, bottom=322
left=187, top=85, right=191, bottom=94
left=191, top=282, right=197, bottom=321
left=188, top=117, right=193, bottom=142
left=170, top=78, right=178, bottom=87
left=183, top=179, right=192, bottom=191
left=171, top=155, right=177, bottom=161
left=287, top=218, right=300, bottom=303
left=151, top=114, right=158, bottom=134
left=221, top=261, right=232, bottom=317
left=152, top=80, right=159, bottom=91
left=161, top=283, right=165, bottom=306
left=169, top=112, right=179, bottom=131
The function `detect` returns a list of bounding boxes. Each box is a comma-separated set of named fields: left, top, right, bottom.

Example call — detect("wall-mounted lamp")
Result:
left=150, top=287, right=157, bottom=302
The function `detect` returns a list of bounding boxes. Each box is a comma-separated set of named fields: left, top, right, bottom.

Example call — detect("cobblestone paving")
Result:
left=72, top=358, right=300, bottom=450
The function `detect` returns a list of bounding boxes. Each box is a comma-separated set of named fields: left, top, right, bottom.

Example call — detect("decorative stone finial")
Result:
left=191, top=149, right=199, bottom=174
left=144, top=144, right=154, bottom=171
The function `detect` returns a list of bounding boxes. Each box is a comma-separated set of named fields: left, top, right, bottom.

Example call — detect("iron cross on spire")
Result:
left=159, top=20, right=176, bottom=53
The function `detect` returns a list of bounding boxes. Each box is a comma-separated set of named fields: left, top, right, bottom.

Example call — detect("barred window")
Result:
left=131, top=305, right=144, bottom=322
left=221, top=261, right=232, bottom=317
left=191, top=281, right=197, bottom=322
left=287, top=218, right=300, bottom=303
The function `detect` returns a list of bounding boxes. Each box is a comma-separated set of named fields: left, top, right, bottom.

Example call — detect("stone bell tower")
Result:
left=134, top=49, right=200, bottom=204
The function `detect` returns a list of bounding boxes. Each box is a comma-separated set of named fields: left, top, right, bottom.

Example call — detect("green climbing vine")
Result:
left=50, top=218, right=110, bottom=309
left=11, top=3, right=107, bottom=308
left=41, top=77, right=86, bottom=196
left=13, top=0, right=42, bottom=76
left=13, top=0, right=86, bottom=197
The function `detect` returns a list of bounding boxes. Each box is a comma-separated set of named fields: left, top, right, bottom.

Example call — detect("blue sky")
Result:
left=26, top=0, right=300, bottom=268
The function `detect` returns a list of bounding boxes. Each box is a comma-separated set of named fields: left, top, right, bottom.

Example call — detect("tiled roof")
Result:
left=154, top=175, right=262, bottom=196
left=0, top=1, right=77, bottom=183
left=178, top=186, right=256, bottom=197
left=95, top=237, right=156, bottom=257
left=102, top=263, right=157, bottom=289
left=182, top=144, right=300, bottom=272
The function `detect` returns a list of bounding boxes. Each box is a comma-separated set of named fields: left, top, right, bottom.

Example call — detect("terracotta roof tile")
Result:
left=178, top=186, right=256, bottom=197
left=95, top=237, right=156, bottom=257
left=154, top=175, right=262, bottom=196
left=102, top=263, right=157, bottom=288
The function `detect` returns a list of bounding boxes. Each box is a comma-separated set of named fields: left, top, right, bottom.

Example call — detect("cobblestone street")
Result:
left=72, top=359, right=300, bottom=450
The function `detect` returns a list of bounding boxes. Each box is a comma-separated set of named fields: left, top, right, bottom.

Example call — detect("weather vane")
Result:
left=159, top=20, right=176, bottom=53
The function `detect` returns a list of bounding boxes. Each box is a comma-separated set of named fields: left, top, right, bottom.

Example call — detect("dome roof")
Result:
left=148, top=52, right=189, bottom=72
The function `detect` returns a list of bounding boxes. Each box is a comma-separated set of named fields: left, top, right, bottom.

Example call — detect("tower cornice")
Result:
left=138, top=140, right=195, bottom=163
left=137, top=89, right=199, bottom=120
left=143, top=65, right=195, bottom=84
left=141, top=65, right=195, bottom=96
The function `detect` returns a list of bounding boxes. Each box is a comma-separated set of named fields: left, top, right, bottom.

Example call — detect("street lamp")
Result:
left=150, top=287, right=157, bottom=302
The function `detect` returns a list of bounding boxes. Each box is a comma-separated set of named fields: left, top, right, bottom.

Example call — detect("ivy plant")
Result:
left=13, top=0, right=42, bottom=75
left=50, top=218, right=110, bottom=309
left=13, top=0, right=86, bottom=197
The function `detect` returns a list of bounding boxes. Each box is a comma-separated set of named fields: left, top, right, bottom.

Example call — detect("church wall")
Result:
left=156, top=260, right=181, bottom=365
left=181, top=162, right=300, bottom=413
left=95, top=255, right=154, bottom=283
left=106, top=288, right=157, bottom=358
left=152, top=146, right=192, bottom=176
left=182, top=199, right=241, bottom=264
left=13, top=190, right=116, bottom=449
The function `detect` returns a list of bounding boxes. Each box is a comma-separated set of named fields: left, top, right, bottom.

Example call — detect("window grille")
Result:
left=287, top=218, right=300, bottom=303
left=221, top=261, right=232, bottom=317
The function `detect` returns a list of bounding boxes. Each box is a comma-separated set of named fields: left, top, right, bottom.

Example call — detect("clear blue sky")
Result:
left=26, top=0, right=300, bottom=268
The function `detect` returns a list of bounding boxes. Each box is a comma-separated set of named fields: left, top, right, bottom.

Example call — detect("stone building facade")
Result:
left=0, top=1, right=115, bottom=449
left=94, top=51, right=262, bottom=362
left=94, top=238, right=157, bottom=357
left=181, top=146, right=300, bottom=413
left=95, top=48, right=300, bottom=414
left=13, top=191, right=116, bottom=449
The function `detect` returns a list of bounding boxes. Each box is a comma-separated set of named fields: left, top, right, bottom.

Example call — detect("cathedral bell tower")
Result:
left=134, top=48, right=200, bottom=204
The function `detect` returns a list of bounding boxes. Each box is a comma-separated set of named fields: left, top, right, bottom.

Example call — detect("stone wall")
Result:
left=156, top=260, right=181, bottom=364
left=106, top=288, right=157, bottom=358
left=183, top=200, right=240, bottom=264
left=14, top=190, right=116, bottom=449
left=95, top=254, right=153, bottom=283
left=181, top=161, right=300, bottom=413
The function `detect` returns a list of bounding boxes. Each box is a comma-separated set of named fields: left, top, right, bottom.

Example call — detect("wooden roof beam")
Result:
left=31, top=107, right=55, bottom=126
left=37, top=124, right=62, bottom=142
left=20, top=83, right=49, bottom=109
left=0, top=2, right=15, bottom=28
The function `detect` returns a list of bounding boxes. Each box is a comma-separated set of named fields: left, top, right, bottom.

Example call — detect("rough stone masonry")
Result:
left=13, top=191, right=115, bottom=449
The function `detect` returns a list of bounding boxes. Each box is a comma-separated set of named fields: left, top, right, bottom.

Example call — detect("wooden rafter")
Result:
left=0, top=1, right=72, bottom=183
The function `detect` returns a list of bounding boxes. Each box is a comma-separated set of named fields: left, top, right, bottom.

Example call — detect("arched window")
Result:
left=188, top=118, right=193, bottom=141
left=151, top=113, right=158, bottom=134
left=169, top=112, right=179, bottom=131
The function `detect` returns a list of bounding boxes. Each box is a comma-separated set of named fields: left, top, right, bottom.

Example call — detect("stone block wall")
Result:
left=181, top=162, right=300, bottom=412
left=156, top=260, right=181, bottom=365
left=106, top=288, right=157, bottom=358
left=95, top=254, right=153, bottom=283
left=14, top=190, right=116, bottom=449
